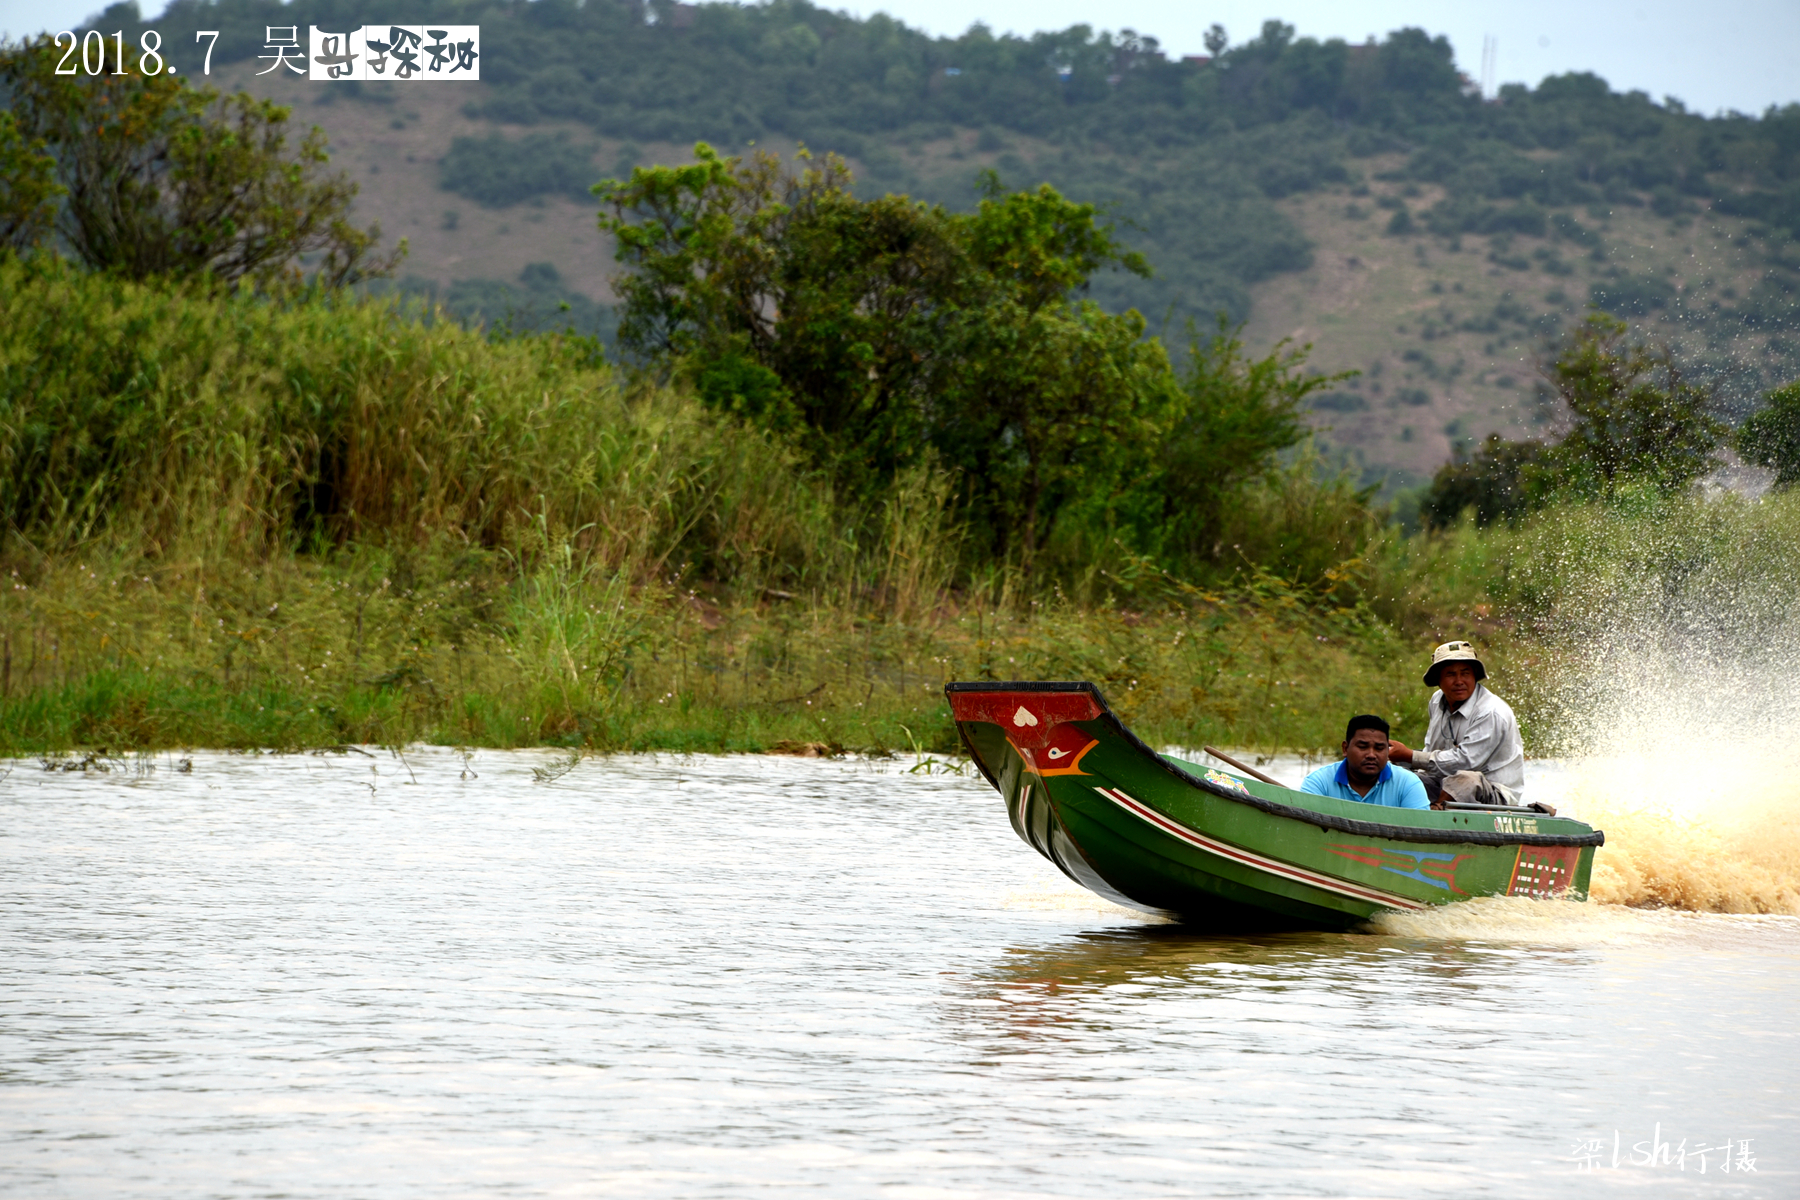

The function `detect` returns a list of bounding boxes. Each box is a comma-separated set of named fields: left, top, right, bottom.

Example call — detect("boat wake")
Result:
left=1524, top=518, right=1800, bottom=916
left=1561, top=764, right=1800, bottom=914
left=1364, top=894, right=1649, bottom=943
left=1001, top=884, right=1171, bottom=922
left=1365, top=893, right=1800, bottom=945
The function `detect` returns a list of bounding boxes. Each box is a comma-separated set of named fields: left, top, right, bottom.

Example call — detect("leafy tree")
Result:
left=1203, top=24, right=1229, bottom=56
left=1542, top=312, right=1727, bottom=495
left=958, top=172, right=1150, bottom=314
left=1378, top=28, right=1461, bottom=100
left=1419, top=433, right=1553, bottom=528
left=0, top=34, right=399, bottom=290
left=598, top=145, right=1174, bottom=570
left=1421, top=315, right=1730, bottom=525
left=936, top=298, right=1174, bottom=573
left=0, top=110, right=62, bottom=252
left=1739, top=381, right=1800, bottom=487
left=1157, top=319, right=1342, bottom=559
left=598, top=144, right=962, bottom=471
left=931, top=178, right=1166, bottom=570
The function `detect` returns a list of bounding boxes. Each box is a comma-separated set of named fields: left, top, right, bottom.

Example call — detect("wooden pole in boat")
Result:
left=1202, top=745, right=1288, bottom=789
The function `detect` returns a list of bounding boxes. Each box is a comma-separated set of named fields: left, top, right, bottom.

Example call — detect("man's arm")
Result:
left=1410, top=713, right=1499, bottom=777
left=1390, top=698, right=1442, bottom=764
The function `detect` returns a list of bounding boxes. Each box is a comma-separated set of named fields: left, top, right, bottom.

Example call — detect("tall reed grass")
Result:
left=0, top=256, right=961, bottom=599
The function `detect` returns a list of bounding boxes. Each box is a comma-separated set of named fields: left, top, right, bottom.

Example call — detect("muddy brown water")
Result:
left=2, top=749, right=1794, bottom=1196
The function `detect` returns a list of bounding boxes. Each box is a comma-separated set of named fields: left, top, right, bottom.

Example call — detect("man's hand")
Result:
left=1387, top=739, right=1415, bottom=763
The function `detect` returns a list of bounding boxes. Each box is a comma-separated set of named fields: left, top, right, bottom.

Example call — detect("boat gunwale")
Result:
left=946, top=680, right=1605, bottom=850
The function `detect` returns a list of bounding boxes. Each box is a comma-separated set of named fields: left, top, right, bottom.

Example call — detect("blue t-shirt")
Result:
left=1300, top=760, right=1429, bottom=809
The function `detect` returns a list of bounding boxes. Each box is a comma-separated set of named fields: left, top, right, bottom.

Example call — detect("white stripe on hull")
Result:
left=1090, top=786, right=1427, bottom=912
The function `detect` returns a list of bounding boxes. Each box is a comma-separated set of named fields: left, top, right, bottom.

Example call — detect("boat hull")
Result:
left=948, top=681, right=1603, bottom=929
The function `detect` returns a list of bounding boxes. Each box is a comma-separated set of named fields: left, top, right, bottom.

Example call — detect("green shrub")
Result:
left=1739, top=381, right=1800, bottom=486
left=439, top=133, right=601, bottom=207
left=1420, top=434, right=1553, bottom=529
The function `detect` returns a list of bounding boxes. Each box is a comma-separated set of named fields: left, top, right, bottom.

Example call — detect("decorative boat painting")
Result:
left=946, top=681, right=1605, bottom=929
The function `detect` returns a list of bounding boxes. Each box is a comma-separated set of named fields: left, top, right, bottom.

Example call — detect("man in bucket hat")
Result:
left=1388, top=640, right=1541, bottom=811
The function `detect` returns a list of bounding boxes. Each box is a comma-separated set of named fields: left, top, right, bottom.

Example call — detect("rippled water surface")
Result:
left=3, top=749, right=1795, bottom=1197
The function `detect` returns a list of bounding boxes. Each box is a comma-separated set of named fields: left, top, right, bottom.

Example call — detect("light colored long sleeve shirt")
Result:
left=1413, top=683, right=1525, bottom=793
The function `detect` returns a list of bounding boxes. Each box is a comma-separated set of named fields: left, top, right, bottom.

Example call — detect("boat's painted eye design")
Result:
left=1027, top=723, right=1101, bottom=777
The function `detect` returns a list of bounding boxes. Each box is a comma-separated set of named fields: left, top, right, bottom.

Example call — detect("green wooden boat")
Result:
left=947, top=680, right=1605, bottom=929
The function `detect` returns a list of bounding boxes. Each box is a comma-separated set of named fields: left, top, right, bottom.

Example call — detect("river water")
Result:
left=2, top=748, right=1794, bottom=1197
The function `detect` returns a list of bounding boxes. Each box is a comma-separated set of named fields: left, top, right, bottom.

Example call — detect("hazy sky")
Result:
left=852, top=0, right=1798, bottom=114
left=3, top=0, right=1795, bottom=115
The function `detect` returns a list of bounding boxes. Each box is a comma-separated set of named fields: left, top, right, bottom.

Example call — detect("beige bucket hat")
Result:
left=1423, top=640, right=1487, bottom=687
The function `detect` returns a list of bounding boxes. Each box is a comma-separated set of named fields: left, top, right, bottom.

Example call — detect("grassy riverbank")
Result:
left=20, top=481, right=1797, bottom=759
left=3, top=259, right=1796, bottom=757
left=0, top=537, right=1459, bottom=755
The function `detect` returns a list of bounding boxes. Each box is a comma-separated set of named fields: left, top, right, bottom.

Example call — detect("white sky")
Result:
left=3, top=0, right=1795, bottom=115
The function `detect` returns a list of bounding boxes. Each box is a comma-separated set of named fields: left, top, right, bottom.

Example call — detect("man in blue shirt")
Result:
left=1299, top=715, right=1429, bottom=809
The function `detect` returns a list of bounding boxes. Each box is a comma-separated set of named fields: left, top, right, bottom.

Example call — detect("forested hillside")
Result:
left=74, top=0, right=1800, bottom=483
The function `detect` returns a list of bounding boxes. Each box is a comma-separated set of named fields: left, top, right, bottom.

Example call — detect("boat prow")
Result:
left=946, top=681, right=1604, bottom=929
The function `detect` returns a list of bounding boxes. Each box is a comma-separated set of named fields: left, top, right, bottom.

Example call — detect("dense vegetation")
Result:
left=1740, top=381, right=1800, bottom=485
left=376, top=260, right=619, bottom=341
left=440, top=130, right=600, bottom=206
